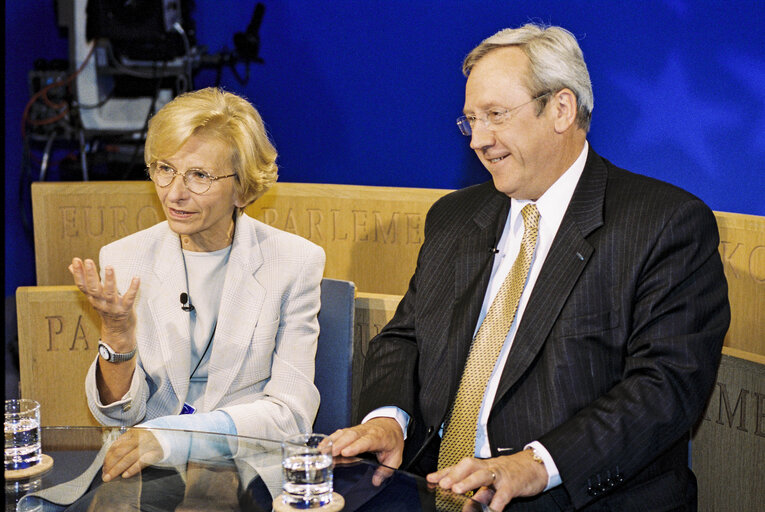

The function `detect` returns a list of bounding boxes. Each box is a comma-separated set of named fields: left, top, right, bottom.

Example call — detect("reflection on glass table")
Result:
left=6, top=426, right=492, bottom=512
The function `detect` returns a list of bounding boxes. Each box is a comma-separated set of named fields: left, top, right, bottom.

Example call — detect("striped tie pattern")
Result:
left=436, top=204, right=540, bottom=506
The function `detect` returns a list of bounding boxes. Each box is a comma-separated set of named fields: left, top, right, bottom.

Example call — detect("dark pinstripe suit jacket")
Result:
left=359, top=147, right=730, bottom=511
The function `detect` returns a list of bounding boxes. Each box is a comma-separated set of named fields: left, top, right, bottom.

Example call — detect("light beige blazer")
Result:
left=84, top=213, right=325, bottom=440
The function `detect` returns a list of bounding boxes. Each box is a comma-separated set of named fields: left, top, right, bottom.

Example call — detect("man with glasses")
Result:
left=329, top=24, right=729, bottom=511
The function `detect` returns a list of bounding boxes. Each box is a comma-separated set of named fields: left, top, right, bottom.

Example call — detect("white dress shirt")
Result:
left=365, top=142, right=589, bottom=490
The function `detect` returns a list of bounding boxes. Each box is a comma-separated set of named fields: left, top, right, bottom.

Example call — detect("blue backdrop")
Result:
left=5, top=0, right=765, bottom=296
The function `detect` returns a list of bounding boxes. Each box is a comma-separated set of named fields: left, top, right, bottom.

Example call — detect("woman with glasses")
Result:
left=68, top=87, right=325, bottom=481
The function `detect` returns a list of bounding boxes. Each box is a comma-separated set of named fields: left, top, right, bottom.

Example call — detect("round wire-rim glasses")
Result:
left=147, top=161, right=236, bottom=195
left=456, top=91, right=552, bottom=136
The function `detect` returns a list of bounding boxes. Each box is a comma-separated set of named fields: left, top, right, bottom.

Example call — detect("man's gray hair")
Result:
left=463, top=24, right=593, bottom=132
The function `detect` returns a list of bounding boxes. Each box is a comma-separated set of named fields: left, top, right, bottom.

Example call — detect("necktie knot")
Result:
left=520, top=203, right=540, bottom=233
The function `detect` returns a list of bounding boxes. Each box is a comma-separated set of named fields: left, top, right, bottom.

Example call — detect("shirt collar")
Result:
left=509, top=141, right=589, bottom=234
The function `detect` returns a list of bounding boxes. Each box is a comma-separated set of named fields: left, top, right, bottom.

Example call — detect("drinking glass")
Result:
left=281, top=433, right=334, bottom=508
left=4, top=399, right=42, bottom=471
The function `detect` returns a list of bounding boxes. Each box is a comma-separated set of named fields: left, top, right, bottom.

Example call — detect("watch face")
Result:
left=98, top=344, right=111, bottom=361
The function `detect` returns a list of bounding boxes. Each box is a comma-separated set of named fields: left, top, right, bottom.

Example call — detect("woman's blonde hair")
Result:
left=145, top=87, right=278, bottom=213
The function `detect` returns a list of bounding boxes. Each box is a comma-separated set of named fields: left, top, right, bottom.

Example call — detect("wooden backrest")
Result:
left=685, top=211, right=764, bottom=511
left=15, top=285, right=403, bottom=428
left=713, top=211, right=765, bottom=354
left=16, top=286, right=101, bottom=427
left=351, top=292, right=403, bottom=423
left=31, top=181, right=450, bottom=295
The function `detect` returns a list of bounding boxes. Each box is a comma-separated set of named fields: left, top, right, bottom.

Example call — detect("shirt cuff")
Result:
left=524, top=441, right=562, bottom=491
left=362, top=407, right=410, bottom=440
left=94, top=360, right=142, bottom=412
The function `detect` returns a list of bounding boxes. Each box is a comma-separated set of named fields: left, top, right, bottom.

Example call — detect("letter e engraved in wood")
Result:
left=352, top=210, right=368, bottom=242
left=405, top=213, right=422, bottom=245
left=61, top=207, right=78, bottom=238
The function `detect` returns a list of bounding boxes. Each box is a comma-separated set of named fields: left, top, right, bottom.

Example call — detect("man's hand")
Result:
left=426, top=449, right=548, bottom=511
left=102, top=428, right=164, bottom=482
left=326, top=418, right=404, bottom=486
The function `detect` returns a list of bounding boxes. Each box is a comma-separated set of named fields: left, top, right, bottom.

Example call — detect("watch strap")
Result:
left=98, top=340, right=137, bottom=363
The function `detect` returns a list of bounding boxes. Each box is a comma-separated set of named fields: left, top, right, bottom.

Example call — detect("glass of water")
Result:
left=281, top=432, right=334, bottom=508
left=4, top=399, right=42, bottom=471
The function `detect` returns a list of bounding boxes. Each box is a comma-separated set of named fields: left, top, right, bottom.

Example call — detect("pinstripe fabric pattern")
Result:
left=438, top=205, right=539, bottom=479
left=359, top=147, right=730, bottom=510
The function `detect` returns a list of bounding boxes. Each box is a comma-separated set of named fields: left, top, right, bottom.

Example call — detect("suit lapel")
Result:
left=204, top=216, right=265, bottom=411
left=493, top=149, right=608, bottom=404
left=145, top=228, right=192, bottom=408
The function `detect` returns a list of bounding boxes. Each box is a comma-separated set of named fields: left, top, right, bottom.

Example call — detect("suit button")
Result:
left=426, top=426, right=435, bottom=435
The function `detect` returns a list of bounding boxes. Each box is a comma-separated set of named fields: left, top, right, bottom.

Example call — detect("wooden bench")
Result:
left=24, top=181, right=764, bottom=511
left=31, top=181, right=449, bottom=295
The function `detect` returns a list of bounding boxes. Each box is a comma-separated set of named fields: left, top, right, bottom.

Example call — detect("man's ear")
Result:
left=552, top=88, right=578, bottom=133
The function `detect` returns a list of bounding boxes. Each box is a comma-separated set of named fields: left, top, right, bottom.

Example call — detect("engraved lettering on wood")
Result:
left=353, top=210, right=368, bottom=242
left=751, top=245, right=765, bottom=283
left=701, top=380, right=765, bottom=438
left=254, top=206, right=424, bottom=246
left=46, top=316, right=63, bottom=351
left=45, top=313, right=95, bottom=352
left=332, top=209, right=349, bottom=241
left=307, top=209, right=323, bottom=240
left=406, top=213, right=421, bottom=244
left=112, top=206, right=129, bottom=238
left=756, top=392, right=765, bottom=437
left=84, top=206, right=105, bottom=237
left=262, top=207, right=278, bottom=227
left=61, top=207, right=78, bottom=238
left=58, top=204, right=161, bottom=240
left=374, top=212, right=397, bottom=243
left=719, top=240, right=765, bottom=283
left=136, top=205, right=161, bottom=230
left=713, top=383, right=748, bottom=431
left=71, top=315, right=90, bottom=350
left=283, top=208, right=298, bottom=234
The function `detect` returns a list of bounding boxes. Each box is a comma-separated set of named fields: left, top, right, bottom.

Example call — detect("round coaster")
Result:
left=272, top=492, right=345, bottom=511
left=4, top=454, right=54, bottom=481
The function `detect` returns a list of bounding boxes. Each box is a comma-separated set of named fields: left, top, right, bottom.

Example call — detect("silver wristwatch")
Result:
left=98, top=340, right=137, bottom=363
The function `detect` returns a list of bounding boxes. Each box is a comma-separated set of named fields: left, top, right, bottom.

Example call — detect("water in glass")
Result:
left=4, top=399, right=42, bottom=471
left=281, top=433, right=334, bottom=508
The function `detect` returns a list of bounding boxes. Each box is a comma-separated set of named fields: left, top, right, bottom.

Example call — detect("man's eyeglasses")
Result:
left=147, top=161, right=236, bottom=195
left=456, top=91, right=552, bottom=136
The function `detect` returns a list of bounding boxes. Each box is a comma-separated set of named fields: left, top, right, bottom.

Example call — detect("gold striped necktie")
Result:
left=437, top=203, right=541, bottom=475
